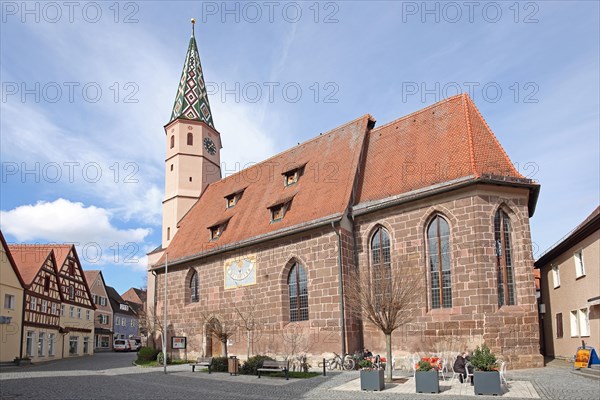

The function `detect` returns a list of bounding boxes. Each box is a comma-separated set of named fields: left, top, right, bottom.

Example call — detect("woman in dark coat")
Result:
left=453, top=352, right=473, bottom=384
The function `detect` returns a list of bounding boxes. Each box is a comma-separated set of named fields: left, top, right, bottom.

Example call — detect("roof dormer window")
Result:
left=210, top=225, right=223, bottom=240
left=208, top=218, right=231, bottom=240
left=271, top=205, right=285, bottom=222
left=282, top=164, right=306, bottom=187
left=224, top=188, right=245, bottom=209
left=268, top=195, right=295, bottom=223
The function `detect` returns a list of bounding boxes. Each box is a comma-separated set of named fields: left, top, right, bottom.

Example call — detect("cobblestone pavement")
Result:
left=0, top=353, right=598, bottom=400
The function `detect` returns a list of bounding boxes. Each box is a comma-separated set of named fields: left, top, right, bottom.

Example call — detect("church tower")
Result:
left=162, top=19, right=222, bottom=248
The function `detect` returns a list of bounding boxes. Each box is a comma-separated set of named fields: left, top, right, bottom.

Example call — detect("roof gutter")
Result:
left=352, top=176, right=476, bottom=217
left=331, top=220, right=347, bottom=358
left=353, top=175, right=540, bottom=218
left=151, top=213, right=343, bottom=271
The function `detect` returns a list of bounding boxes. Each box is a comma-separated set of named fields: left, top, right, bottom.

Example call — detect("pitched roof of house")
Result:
left=122, top=287, right=147, bottom=304
left=7, top=245, right=59, bottom=287
left=83, top=270, right=100, bottom=286
left=156, top=94, right=538, bottom=268
left=356, top=94, right=529, bottom=204
left=0, top=231, right=26, bottom=288
left=535, top=205, right=600, bottom=268
left=158, top=114, right=374, bottom=266
left=106, top=286, right=137, bottom=316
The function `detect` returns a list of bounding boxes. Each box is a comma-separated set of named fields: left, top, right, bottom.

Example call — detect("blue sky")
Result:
left=1, top=1, right=598, bottom=294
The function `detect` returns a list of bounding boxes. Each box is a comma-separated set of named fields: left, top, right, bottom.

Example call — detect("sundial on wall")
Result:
left=224, top=256, right=257, bottom=289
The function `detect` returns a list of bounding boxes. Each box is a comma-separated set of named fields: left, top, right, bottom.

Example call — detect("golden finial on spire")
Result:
left=191, top=18, right=196, bottom=37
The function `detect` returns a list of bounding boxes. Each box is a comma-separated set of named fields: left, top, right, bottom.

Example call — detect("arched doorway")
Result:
left=205, top=318, right=223, bottom=357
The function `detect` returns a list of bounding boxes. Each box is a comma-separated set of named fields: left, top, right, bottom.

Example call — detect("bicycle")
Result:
left=318, top=352, right=355, bottom=371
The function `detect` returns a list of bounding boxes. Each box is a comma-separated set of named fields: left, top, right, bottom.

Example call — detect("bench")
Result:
left=257, top=360, right=289, bottom=380
left=191, top=357, right=213, bottom=373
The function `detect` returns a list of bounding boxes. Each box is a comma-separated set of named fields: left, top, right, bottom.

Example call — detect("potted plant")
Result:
left=359, top=359, right=385, bottom=391
left=415, top=360, right=439, bottom=394
left=13, top=357, right=31, bottom=366
left=470, top=344, right=502, bottom=395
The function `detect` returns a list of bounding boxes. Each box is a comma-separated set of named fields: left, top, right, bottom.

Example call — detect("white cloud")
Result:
left=0, top=198, right=151, bottom=272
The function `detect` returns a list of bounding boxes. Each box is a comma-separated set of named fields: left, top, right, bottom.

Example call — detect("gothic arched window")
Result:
left=370, top=227, right=391, bottom=304
left=427, top=215, right=452, bottom=309
left=495, top=209, right=515, bottom=306
left=187, top=132, right=193, bottom=146
left=190, top=270, right=199, bottom=303
left=170, top=135, right=175, bottom=149
left=288, top=262, right=308, bottom=322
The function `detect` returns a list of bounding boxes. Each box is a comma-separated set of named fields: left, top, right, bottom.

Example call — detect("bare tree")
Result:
left=279, top=324, right=313, bottom=372
left=143, top=304, right=164, bottom=350
left=233, top=292, right=260, bottom=360
left=345, top=263, right=422, bottom=382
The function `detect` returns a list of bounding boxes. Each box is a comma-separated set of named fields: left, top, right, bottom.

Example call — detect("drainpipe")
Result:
left=152, top=270, right=157, bottom=348
left=19, top=294, right=25, bottom=359
left=331, top=221, right=347, bottom=357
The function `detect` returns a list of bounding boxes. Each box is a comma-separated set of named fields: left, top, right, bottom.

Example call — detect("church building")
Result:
left=147, top=22, right=543, bottom=369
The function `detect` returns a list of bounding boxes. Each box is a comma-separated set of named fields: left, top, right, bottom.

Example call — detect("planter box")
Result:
left=473, top=371, right=502, bottom=395
left=415, top=370, right=439, bottom=394
left=360, top=369, right=385, bottom=391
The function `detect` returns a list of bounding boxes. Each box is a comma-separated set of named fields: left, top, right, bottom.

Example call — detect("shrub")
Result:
left=470, top=344, right=498, bottom=372
left=156, top=351, right=172, bottom=365
left=358, top=359, right=373, bottom=370
left=417, top=360, right=433, bottom=372
left=137, top=347, right=160, bottom=362
left=240, top=355, right=275, bottom=375
left=211, top=357, right=229, bottom=372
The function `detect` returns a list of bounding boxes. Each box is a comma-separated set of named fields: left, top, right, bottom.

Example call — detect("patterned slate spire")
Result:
left=169, top=19, right=214, bottom=128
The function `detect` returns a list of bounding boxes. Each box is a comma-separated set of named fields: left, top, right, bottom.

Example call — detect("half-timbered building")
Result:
left=9, top=244, right=95, bottom=360
left=52, top=245, right=95, bottom=357
left=9, top=245, right=62, bottom=362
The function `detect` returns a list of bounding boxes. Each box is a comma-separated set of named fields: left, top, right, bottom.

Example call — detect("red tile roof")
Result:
left=83, top=270, right=100, bottom=286
left=159, top=114, right=374, bottom=265
left=157, top=94, right=537, bottom=267
left=8, top=244, right=73, bottom=287
left=357, top=94, right=525, bottom=204
left=8, top=245, right=57, bottom=287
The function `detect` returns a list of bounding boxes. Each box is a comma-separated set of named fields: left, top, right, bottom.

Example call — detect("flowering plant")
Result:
left=358, top=359, right=384, bottom=371
left=417, top=360, right=434, bottom=372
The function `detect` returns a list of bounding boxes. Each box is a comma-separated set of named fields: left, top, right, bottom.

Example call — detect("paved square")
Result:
left=332, top=376, right=540, bottom=398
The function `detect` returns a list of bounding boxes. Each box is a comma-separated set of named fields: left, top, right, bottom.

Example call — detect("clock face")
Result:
left=203, top=137, right=216, bottom=155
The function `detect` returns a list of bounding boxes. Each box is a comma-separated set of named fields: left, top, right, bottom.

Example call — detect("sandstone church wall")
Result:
left=152, top=225, right=349, bottom=361
left=352, top=184, right=543, bottom=369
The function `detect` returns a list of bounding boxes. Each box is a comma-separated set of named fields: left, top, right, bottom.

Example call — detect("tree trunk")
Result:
left=222, top=338, right=228, bottom=357
left=385, top=333, right=393, bottom=382
left=247, top=331, right=250, bottom=360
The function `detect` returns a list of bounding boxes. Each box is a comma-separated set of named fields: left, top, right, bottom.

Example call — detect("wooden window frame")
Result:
left=187, top=132, right=193, bottom=146
left=556, top=313, right=563, bottom=338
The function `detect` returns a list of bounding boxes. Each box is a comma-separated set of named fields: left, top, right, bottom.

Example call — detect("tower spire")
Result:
left=169, top=18, right=214, bottom=128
